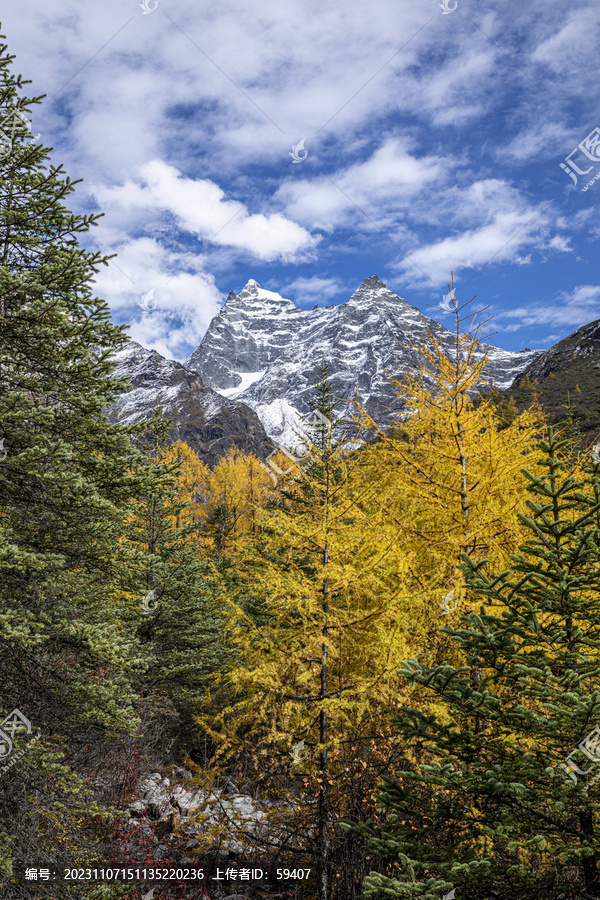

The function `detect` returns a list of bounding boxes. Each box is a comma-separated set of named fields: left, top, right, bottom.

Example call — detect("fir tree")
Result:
left=343, top=428, right=600, bottom=899
left=124, top=417, right=231, bottom=758
left=0, top=31, right=153, bottom=884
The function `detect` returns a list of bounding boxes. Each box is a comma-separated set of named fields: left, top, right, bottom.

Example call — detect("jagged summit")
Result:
left=238, top=278, right=261, bottom=299
left=348, top=275, right=417, bottom=315
left=355, top=274, right=388, bottom=292
left=185, top=277, right=540, bottom=448
left=106, top=278, right=600, bottom=461
left=352, top=274, right=397, bottom=295
left=224, top=279, right=297, bottom=311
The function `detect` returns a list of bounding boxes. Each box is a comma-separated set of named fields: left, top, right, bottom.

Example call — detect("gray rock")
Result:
left=108, top=342, right=275, bottom=466
left=128, top=800, right=145, bottom=816
left=220, top=839, right=244, bottom=854
left=171, top=786, right=207, bottom=816
left=231, top=797, right=254, bottom=817
left=145, top=785, right=171, bottom=819
left=245, top=810, right=266, bottom=821
left=133, top=771, right=285, bottom=854
left=187, top=276, right=540, bottom=449
left=138, top=773, right=162, bottom=795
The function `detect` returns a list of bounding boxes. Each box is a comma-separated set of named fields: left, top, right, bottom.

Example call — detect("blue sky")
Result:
left=2, top=0, right=600, bottom=361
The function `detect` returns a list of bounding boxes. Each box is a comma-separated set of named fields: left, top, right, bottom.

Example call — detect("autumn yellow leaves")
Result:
left=155, top=310, right=560, bottom=890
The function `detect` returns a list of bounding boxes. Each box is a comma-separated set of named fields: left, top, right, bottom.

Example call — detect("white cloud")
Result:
left=392, top=180, right=553, bottom=284
left=3, top=0, right=441, bottom=180
left=90, top=236, right=223, bottom=360
left=276, top=137, right=446, bottom=230
left=397, top=212, right=541, bottom=284
left=501, top=118, right=571, bottom=163
left=546, top=235, right=572, bottom=253
left=498, top=284, right=600, bottom=332
left=396, top=40, right=500, bottom=127
left=281, top=275, right=346, bottom=306
left=1, top=0, right=599, bottom=358
left=532, top=8, right=600, bottom=75
left=91, top=160, right=317, bottom=261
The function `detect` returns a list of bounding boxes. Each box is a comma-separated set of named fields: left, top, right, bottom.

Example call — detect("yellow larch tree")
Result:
left=198, top=445, right=274, bottom=561
left=194, top=363, right=415, bottom=900
left=354, top=283, right=549, bottom=643
left=161, top=438, right=209, bottom=529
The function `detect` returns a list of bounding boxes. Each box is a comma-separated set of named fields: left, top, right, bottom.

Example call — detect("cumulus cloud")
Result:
left=90, top=236, right=223, bottom=361
left=498, top=284, right=600, bottom=333
left=2, top=0, right=599, bottom=355
left=92, top=161, right=317, bottom=261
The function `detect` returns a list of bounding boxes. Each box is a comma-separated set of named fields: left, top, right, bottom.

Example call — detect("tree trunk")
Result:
left=318, top=554, right=329, bottom=900
left=580, top=809, right=600, bottom=896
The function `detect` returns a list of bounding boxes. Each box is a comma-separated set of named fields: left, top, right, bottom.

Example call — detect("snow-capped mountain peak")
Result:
left=186, top=276, right=539, bottom=448
left=227, top=279, right=297, bottom=308
left=107, top=340, right=273, bottom=465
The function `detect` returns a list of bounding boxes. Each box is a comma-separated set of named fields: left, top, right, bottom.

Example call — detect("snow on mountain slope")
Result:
left=107, top=341, right=274, bottom=466
left=186, top=276, right=539, bottom=447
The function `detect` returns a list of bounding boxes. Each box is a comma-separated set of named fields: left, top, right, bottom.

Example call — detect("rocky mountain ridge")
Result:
left=108, top=277, right=600, bottom=463
left=107, top=341, right=274, bottom=466
left=502, top=317, right=600, bottom=440
left=513, top=319, right=600, bottom=385
left=186, top=275, right=540, bottom=447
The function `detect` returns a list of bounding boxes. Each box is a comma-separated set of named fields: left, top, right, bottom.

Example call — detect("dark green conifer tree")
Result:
left=125, top=408, right=231, bottom=760
left=0, top=30, right=153, bottom=885
left=343, top=428, right=600, bottom=899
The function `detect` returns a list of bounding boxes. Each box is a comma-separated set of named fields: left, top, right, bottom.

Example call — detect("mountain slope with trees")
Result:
left=488, top=318, right=600, bottom=444
left=4, top=24, right=600, bottom=900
